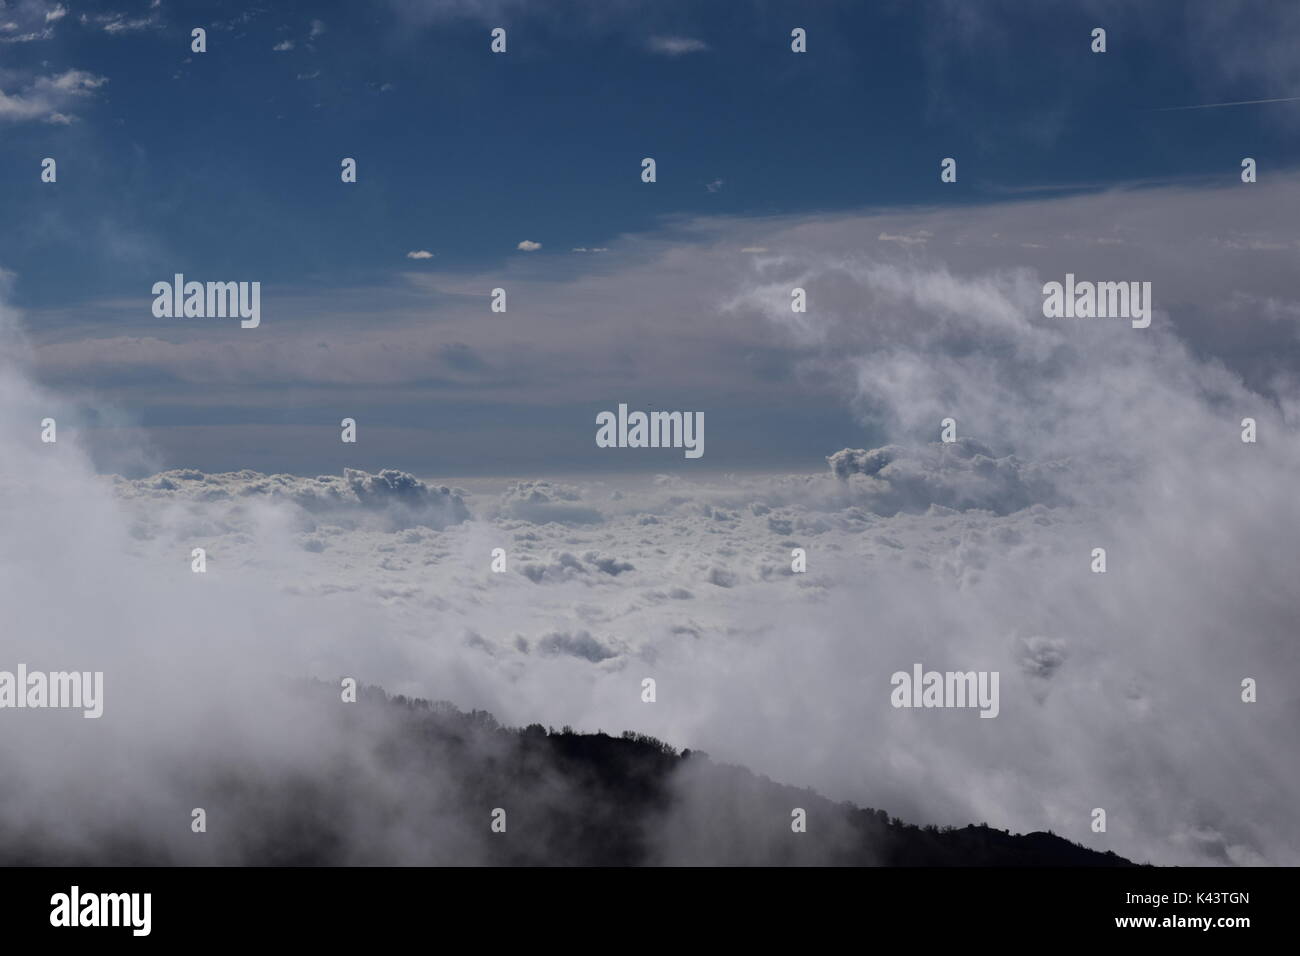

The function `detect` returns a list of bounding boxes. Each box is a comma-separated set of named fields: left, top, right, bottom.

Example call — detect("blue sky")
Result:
left=3, top=0, right=1300, bottom=474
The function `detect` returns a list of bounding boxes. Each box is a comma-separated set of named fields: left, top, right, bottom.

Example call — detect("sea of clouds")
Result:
left=3, top=178, right=1300, bottom=866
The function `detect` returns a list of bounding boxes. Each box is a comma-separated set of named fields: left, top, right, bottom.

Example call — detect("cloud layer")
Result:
left=4, top=174, right=1300, bottom=867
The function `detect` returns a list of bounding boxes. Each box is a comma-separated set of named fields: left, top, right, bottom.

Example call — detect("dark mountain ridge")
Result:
left=2, top=682, right=1138, bottom=867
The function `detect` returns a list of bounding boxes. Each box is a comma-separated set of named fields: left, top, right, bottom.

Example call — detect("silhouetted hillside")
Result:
left=1, top=682, right=1138, bottom=866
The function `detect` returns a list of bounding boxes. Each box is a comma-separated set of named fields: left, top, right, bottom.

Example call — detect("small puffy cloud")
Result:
left=0, top=69, right=107, bottom=124
left=648, top=35, right=708, bottom=56
left=825, top=439, right=1068, bottom=516
left=309, top=19, right=326, bottom=38
left=520, top=551, right=586, bottom=584
left=500, top=480, right=603, bottom=525
left=1016, top=635, right=1068, bottom=681
left=516, top=240, right=542, bottom=252
left=46, top=5, right=68, bottom=23
left=535, top=630, right=618, bottom=662
left=405, top=250, right=435, bottom=260
left=707, top=566, right=738, bottom=588
left=273, top=40, right=294, bottom=51
left=45, top=70, right=107, bottom=93
left=826, top=447, right=897, bottom=481
left=518, top=549, right=635, bottom=585
left=590, top=554, right=634, bottom=576
left=706, top=179, right=724, bottom=193
left=1016, top=634, right=1070, bottom=704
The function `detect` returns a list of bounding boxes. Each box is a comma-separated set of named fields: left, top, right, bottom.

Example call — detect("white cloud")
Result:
left=0, top=1, right=63, bottom=40
left=516, top=239, right=542, bottom=251
left=0, top=30, right=51, bottom=43
left=406, top=249, right=435, bottom=259
left=0, top=69, right=107, bottom=124
left=647, top=35, right=708, bottom=56
left=34, top=177, right=1300, bottom=436
left=273, top=39, right=295, bottom=51
left=877, top=230, right=931, bottom=245
left=498, top=480, right=603, bottom=524
left=824, top=439, right=1069, bottom=515
left=96, top=14, right=158, bottom=34
left=8, top=179, right=1300, bottom=867
left=54, top=421, right=1296, bottom=869
left=114, top=466, right=471, bottom=533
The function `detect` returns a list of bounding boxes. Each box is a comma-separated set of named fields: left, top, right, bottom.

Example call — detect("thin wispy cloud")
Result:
left=82, top=11, right=159, bottom=35
left=1149, top=95, right=1300, bottom=112
left=877, top=230, right=931, bottom=245
left=0, top=29, right=53, bottom=43
left=647, top=35, right=708, bottom=56
left=0, top=0, right=64, bottom=40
